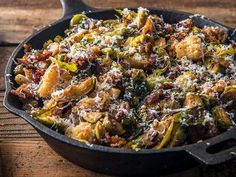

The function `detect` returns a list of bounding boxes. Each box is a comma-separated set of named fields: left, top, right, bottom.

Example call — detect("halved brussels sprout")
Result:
left=168, top=124, right=186, bottom=147
left=175, top=71, right=196, bottom=91
left=200, top=94, right=218, bottom=108
left=156, top=118, right=174, bottom=150
left=115, top=8, right=136, bottom=24
left=192, top=26, right=201, bottom=34
left=211, top=63, right=226, bottom=74
left=69, top=30, right=88, bottom=43
left=35, top=110, right=66, bottom=132
left=70, top=14, right=87, bottom=27
left=95, top=121, right=106, bottom=141
left=212, top=106, right=233, bottom=130
left=183, top=92, right=203, bottom=108
left=160, top=98, right=181, bottom=110
left=168, top=113, right=186, bottom=147
left=38, top=64, right=60, bottom=98
left=108, top=88, right=121, bottom=99
left=221, top=85, right=236, bottom=105
left=15, top=74, right=30, bottom=85
left=130, top=34, right=146, bottom=47
left=54, top=35, right=63, bottom=43
left=83, top=112, right=104, bottom=123
left=14, top=64, right=24, bottom=75
left=101, top=47, right=125, bottom=59
left=103, top=116, right=125, bottom=135
left=142, top=17, right=154, bottom=34
left=53, top=77, right=96, bottom=101
left=208, top=44, right=235, bottom=58
left=155, top=113, right=186, bottom=149
left=66, top=122, right=95, bottom=143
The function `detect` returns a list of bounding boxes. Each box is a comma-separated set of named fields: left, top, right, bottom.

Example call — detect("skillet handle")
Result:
left=185, top=127, right=236, bottom=165
left=60, top=0, right=97, bottom=17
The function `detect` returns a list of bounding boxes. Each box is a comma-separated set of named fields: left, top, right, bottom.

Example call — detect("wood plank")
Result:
left=0, top=91, right=40, bottom=141
left=0, top=47, right=15, bottom=91
left=0, top=140, right=111, bottom=177
left=0, top=0, right=236, bottom=44
left=0, top=140, right=235, bottom=177
left=0, top=0, right=62, bottom=45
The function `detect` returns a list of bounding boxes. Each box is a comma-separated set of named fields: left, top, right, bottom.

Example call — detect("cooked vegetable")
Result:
left=212, top=106, right=233, bottom=130
left=50, top=57, right=78, bottom=73
left=175, top=71, right=196, bottom=91
left=38, top=64, right=60, bottom=98
left=184, top=93, right=203, bottom=108
left=70, top=14, right=87, bottom=27
left=95, top=121, right=106, bottom=140
left=175, top=35, right=204, bottom=61
left=83, top=112, right=104, bottom=123
left=155, top=118, right=174, bottom=150
left=168, top=114, right=186, bottom=147
left=221, top=85, right=236, bottom=105
left=36, top=110, right=67, bottom=132
left=15, top=74, right=30, bottom=85
left=11, top=8, right=236, bottom=150
left=103, top=116, right=126, bottom=135
left=14, top=64, right=24, bottom=75
left=155, top=113, right=186, bottom=149
left=53, top=76, right=96, bottom=101
left=66, top=122, right=95, bottom=143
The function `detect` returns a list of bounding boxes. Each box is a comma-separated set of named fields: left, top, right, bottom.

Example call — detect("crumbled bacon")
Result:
left=11, top=84, right=34, bottom=99
left=145, top=89, right=163, bottom=105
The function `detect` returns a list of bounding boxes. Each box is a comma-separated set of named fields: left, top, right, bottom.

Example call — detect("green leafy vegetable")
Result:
left=50, top=57, right=78, bottom=73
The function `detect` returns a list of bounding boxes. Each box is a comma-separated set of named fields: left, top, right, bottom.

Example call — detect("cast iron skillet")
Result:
left=3, top=0, right=236, bottom=176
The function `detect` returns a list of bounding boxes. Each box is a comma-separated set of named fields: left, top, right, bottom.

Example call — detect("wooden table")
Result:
left=0, top=1, right=235, bottom=176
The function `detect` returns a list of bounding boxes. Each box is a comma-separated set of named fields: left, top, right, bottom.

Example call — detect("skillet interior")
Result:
left=4, top=9, right=236, bottom=176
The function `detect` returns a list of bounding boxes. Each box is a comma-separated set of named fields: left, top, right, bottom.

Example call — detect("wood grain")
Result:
left=0, top=47, right=15, bottom=91
left=0, top=141, right=111, bottom=177
left=0, top=92, right=40, bottom=141
left=0, top=140, right=235, bottom=177
left=0, top=47, right=41, bottom=141
left=0, top=0, right=235, bottom=44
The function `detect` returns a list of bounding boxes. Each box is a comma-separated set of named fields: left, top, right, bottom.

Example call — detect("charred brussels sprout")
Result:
left=35, top=110, right=67, bottom=133
left=103, top=116, right=125, bottom=135
left=155, top=113, right=186, bottom=149
left=221, top=85, right=236, bottom=105
left=83, top=112, right=104, bottom=123
left=212, top=106, right=233, bottom=130
left=184, top=92, right=203, bottom=108
left=200, top=94, right=218, bottom=109
left=14, top=64, right=24, bottom=75
left=95, top=121, right=106, bottom=141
